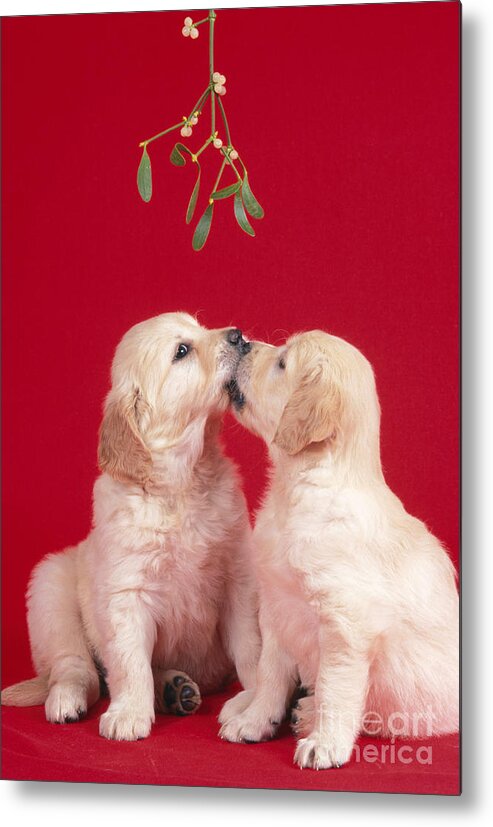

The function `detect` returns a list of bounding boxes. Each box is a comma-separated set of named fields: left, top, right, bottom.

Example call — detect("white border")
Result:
left=1, top=0, right=451, bottom=16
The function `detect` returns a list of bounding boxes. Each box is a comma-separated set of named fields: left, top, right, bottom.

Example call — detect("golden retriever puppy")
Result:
left=2, top=312, right=260, bottom=740
left=219, top=330, right=459, bottom=769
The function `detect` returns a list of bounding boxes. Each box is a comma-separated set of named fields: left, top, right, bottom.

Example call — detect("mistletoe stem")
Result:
left=190, top=86, right=211, bottom=118
left=222, top=148, right=242, bottom=183
left=196, top=136, right=214, bottom=158
left=237, top=154, right=249, bottom=177
left=139, top=121, right=183, bottom=147
left=217, top=96, right=231, bottom=146
left=212, top=157, right=227, bottom=193
left=139, top=85, right=210, bottom=147
left=209, top=10, right=216, bottom=136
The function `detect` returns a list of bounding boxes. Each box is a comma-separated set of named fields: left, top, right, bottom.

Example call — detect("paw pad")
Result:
left=163, top=671, right=201, bottom=716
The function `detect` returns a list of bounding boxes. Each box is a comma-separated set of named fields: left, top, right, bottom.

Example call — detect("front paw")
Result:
left=218, top=689, right=255, bottom=725
left=294, top=733, right=354, bottom=770
left=45, top=682, right=88, bottom=724
left=99, top=703, right=154, bottom=741
left=219, top=706, right=279, bottom=744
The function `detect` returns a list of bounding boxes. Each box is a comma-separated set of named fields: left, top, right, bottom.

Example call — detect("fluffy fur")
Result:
left=2, top=312, right=260, bottom=740
left=220, top=330, right=459, bottom=769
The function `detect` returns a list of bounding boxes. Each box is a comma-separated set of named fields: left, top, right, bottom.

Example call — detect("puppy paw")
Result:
left=294, top=733, right=353, bottom=770
left=219, top=707, right=280, bottom=744
left=45, top=682, right=88, bottom=724
left=99, top=703, right=154, bottom=741
left=290, top=694, right=315, bottom=738
left=164, top=671, right=201, bottom=716
left=155, top=669, right=201, bottom=716
left=218, top=689, right=255, bottom=725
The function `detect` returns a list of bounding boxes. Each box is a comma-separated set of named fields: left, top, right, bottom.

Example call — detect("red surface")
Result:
left=1, top=683, right=459, bottom=794
left=2, top=3, right=460, bottom=792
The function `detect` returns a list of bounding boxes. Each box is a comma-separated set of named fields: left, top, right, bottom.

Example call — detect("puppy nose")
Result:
left=226, top=328, right=243, bottom=346
left=225, top=328, right=252, bottom=355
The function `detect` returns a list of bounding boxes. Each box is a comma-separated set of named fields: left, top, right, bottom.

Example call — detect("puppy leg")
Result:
left=153, top=668, right=201, bottom=716
left=294, top=625, right=368, bottom=770
left=27, top=548, right=100, bottom=723
left=219, top=604, right=296, bottom=742
left=98, top=592, right=156, bottom=741
left=220, top=529, right=261, bottom=694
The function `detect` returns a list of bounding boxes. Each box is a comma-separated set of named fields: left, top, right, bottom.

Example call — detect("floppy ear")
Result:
left=273, top=364, right=343, bottom=456
left=98, top=388, right=152, bottom=485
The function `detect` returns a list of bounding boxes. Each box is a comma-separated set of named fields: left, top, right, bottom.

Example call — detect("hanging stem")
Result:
left=217, top=96, right=231, bottom=146
left=221, top=148, right=242, bottom=183
left=139, top=121, right=183, bottom=147
left=139, top=86, right=210, bottom=147
left=212, top=157, right=227, bottom=194
left=209, top=9, right=216, bottom=135
left=189, top=86, right=211, bottom=119
left=195, top=136, right=214, bottom=158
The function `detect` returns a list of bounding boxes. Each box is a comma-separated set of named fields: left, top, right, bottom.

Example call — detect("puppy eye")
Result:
left=278, top=357, right=286, bottom=370
left=174, top=343, right=190, bottom=361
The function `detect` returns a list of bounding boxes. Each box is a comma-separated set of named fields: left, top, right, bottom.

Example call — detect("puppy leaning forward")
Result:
left=2, top=312, right=261, bottom=741
left=221, top=330, right=459, bottom=770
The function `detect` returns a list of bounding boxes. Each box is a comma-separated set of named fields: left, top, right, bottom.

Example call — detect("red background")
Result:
left=2, top=2, right=459, bottom=792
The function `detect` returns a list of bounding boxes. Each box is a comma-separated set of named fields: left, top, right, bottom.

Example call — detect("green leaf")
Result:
left=242, top=173, right=264, bottom=219
left=192, top=204, right=214, bottom=251
left=233, top=192, right=255, bottom=237
left=170, top=142, right=192, bottom=166
left=137, top=146, right=152, bottom=202
left=211, top=181, right=241, bottom=200
left=186, top=164, right=201, bottom=225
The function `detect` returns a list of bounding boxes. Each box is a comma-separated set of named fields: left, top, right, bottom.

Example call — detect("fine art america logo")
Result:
left=352, top=739, right=433, bottom=766
left=319, top=704, right=436, bottom=765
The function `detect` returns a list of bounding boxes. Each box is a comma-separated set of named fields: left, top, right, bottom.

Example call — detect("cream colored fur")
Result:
left=219, top=330, right=459, bottom=769
left=2, top=312, right=260, bottom=740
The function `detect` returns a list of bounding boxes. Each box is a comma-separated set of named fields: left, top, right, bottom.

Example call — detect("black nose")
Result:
left=227, top=328, right=243, bottom=346
left=226, top=327, right=252, bottom=355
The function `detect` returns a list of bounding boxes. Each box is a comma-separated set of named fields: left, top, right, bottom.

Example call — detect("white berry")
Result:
left=184, top=16, right=193, bottom=26
left=190, top=27, right=199, bottom=39
left=180, top=126, right=192, bottom=137
left=212, top=72, right=221, bottom=83
left=213, top=138, right=223, bottom=148
left=219, top=74, right=226, bottom=85
left=219, top=86, right=226, bottom=96
left=182, top=26, right=190, bottom=37
left=190, top=115, right=198, bottom=126
left=230, top=149, right=238, bottom=160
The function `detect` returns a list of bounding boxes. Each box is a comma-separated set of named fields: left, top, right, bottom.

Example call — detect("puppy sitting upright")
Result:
left=2, top=313, right=260, bottom=740
left=220, top=330, right=458, bottom=769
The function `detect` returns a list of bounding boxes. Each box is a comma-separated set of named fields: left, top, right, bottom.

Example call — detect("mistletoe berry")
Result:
left=213, top=73, right=226, bottom=96
left=182, top=16, right=200, bottom=38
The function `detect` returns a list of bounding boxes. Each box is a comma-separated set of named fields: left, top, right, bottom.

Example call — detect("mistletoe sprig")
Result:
left=137, top=9, right=264, bottom=251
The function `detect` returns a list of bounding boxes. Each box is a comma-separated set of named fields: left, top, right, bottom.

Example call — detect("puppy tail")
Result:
left=1, top=674, right=49, bottom=707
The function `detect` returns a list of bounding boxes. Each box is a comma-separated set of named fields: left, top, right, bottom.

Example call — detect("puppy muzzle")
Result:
left=225, top=378, right=246, bottom=410
left=225, top=328, right=252, bottom=357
